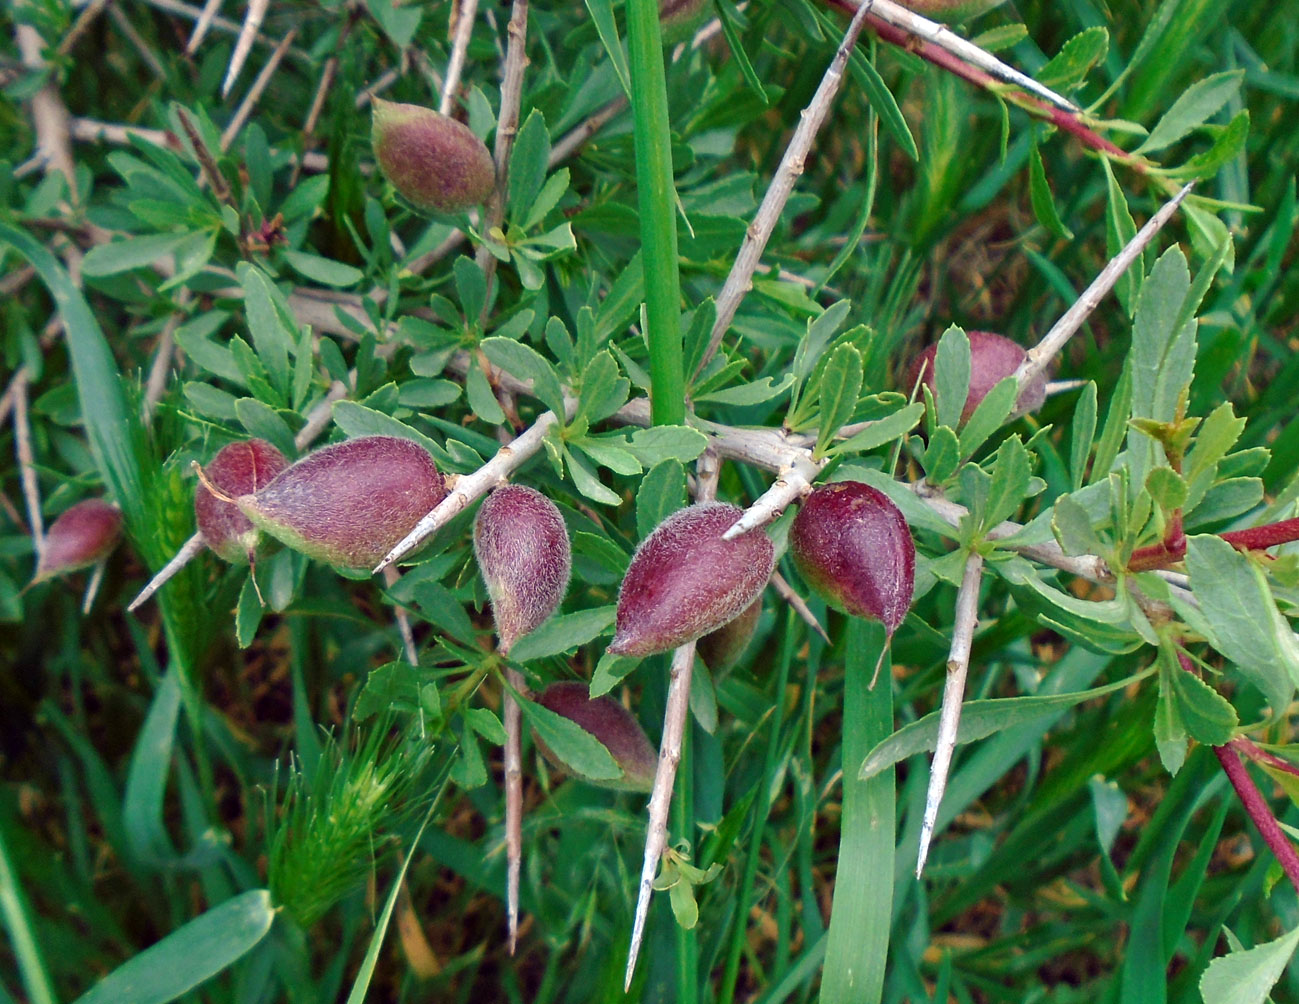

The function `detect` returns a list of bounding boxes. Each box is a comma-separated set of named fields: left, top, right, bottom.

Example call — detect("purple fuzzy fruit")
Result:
left=609, top=503, right=775, bottom=658
left=207, top=436, right=446, bottom=573
left=371, top=99, right=496, bottom=214
left=474, top=484, right=571, bottom=654
left=697, top=596, right=762, bottom=672
left=194, top=439, right=288, bottom=564
left=790, top=481, right=914, bottom=636
left=535, top=682, right=656, bottom=792
left=908, top=330, right=1046, bottom=424
left=34, top=499, right=122, bottom=581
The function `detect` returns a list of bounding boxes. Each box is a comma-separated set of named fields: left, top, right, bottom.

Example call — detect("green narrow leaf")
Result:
left=481, top=336, right=567, bottom=420
left=1102, top=160, right=1141, bottom=316
left=932, top=326, right=970, bottom=431
left=713, top=0, right=769, bottom=104
left=1168, top=659, right=1237, bottom=745
left=0, top=815, right=56, bottom=1004
left=1199, top=920, right=1299, bottom=1004
left=583, top=0, right=632, bottom=99
left=1136, top=70, right=1244, bottom=154
left=860, top=669, right=1152, bottom=779
left=1029, top=136, right=1075, bottom=240
left=830, top=402, right=923, bottom=457
left=1070, top=382, right=1098, bottom=491
left=507, top=110, right=551, bottom=221
left=123, top=672, right=181, bottom=864
left=237, top=262, right=295, bottom=401
left=507, top=605, right=617, bottom=662
left=1037, top=26, right=1109, bottom=92
left=637, top=460, right=687, bottom=540
left=73, top=890, right=275, bottom=1004
left=814, top=345, right=863, bottom=457
left=958, top=376, right=1018, bottom=459
left=846, top=49, right=918, bottom=161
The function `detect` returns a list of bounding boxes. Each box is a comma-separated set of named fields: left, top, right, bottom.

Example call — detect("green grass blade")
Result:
left=71, top=889, right=275, bottom=1004
left=0, top=813, right=57, bottom=1004
left=624, top=0, right=684, bottom=425
left=820, top=620, right=893, bottom=1004
left=123, top=671, right=182, bottom=865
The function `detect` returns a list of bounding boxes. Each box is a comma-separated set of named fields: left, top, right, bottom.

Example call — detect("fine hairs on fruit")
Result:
left=790, top=481, right=915, bottom=685
left=534, top=682, right=657, bottom=792
left=194, top=439, right=288, bottom=564
left=473, top=484, right=572, bottom=654
left=909, top=330, right=1046, bottom=424
left=371, top=99, right=496, bottom=214
left=33, top=498, right=123, bottom=583
left=193, top=435, right=446, bottom=574
left=609, top=503, right=775, bottom=658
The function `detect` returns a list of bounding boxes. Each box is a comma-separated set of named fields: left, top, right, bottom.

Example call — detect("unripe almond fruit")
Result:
left=535, top=682, right=656, bottom=792
left=371, top=99, right=495, bottom=214
left=194, top=439, right=288, bottom=564
left=909, top=330, right=1045, bottom=424
left=790, top=481, right=914, bottom=636
left=33, top=498, right=122, bottom=582
left=474, top=484, right=572, bottom=654
left=697, top=596, right=761, bottom=672
left=609, top=503, right=775, bottom=659
left=195, top=436, right=446, bottom=574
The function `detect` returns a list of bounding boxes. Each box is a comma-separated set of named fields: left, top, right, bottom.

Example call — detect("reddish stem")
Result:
left=1231, top=736, right=1299, bottom=779
left=1220, top=517, right=1299, bottom=552
left=1175, top=651, right=1299, bottom=895
left=1128, top=511, right=1185, bottom=572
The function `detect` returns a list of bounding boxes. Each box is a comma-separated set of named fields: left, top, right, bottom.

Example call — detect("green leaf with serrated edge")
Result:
left=846, top=49, right=918, bottom=162
left=481, top=336, right=567, bottom=419
left=1168, top=658, right=1237, bottom=746
left=235, top=573, right=263, bottom=649
left=971, top=23, right=1028, bottom=51
left=831, top=402, right=923, bottom=456
left=959, top=376, right=1018, bottom=459
left=507, top=110, right=551, bottom=220
left=923, top=426, right=961, bottom=485
left=576, top=350, right=628, bottom=425
left=522, top=169, right=570, bottom=232
left=517, top=694, right=622, bottom=780
left=1186, top=535, right=1299, bottom=714
left=1037, top=26, right=1108, bottom=92
left=464, top=359, right=507, bottom=425
left=1103, top=160, right=1141, bottom=316
left=237, top=262, right=295, bottom=400
left=1168, top=110, right=1250, bottom=181
left=589, top=651, right=640, bottom=698
left=508, top=606, right=617, bottom=662
left=626, top=426, right=709, bottom=465
left=637, top=460, right=687, bottom=541
left=1199, top=922, right=1299, bottom=1004
left=1136, top=70, right=1244, bottom=154
left=1070, top=382, right=1098, bottom=491
left=932, top=326, right=970, bottom=431
left=1052, top=494, right=1104, bottom=557
left=573, top=438, right=641, bottom=476
left=860, top=668, right=1153, bottom=779
left=1029, top=136, right=1074, bottom=240
left=814, top=344, right=863, bottom=458
left=354, top=662, right=422, bottom=720
left=71, top=890, right=275, bottom=1004
left=1145, top=467, right=1188, bottom=512
left=566, top=447, right=621, bottom=505
left=330, top=401, right=448, bottom=463
left=464, top=707, right=507, bottom=745
left=793, top=300, right=852, bottom=387
left=1154, top=658, right=1188, bottom=775
left=693, top=374, right=794, bottom=407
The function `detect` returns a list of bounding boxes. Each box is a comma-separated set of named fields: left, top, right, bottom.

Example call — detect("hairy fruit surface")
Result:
left=474, top=484, right=571, bottom=654
left=790, top=482, right=914, bottom=635
left=371, top=99, right=495, bottom=213
left=222, top=436, right=446, bottom=573
left=35, top=499, right=123, bottom=581
left=609, top=503, right=775, bottom=658
left=195, top=439, right=289, bottom=564
left=535, top=682, right=656, bottom=792
left=909, top=330, right=1045, bottom=424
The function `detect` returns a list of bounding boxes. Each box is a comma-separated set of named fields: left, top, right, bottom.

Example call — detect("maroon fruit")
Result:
left=535, top=682, right=656, bottom=792
left=194, top=439, right=288, bottom=564
left=908, top=330, right=1045, bottom=424
left=608, top=503, right=775, bottom=658
left=198, top=436, right=446, bottom=573
left=790, top=481, right=914, bottom=636
left=697, top=596, right=761, bottom=672
left=474, top=484, right=571, bottom=654
left=371, top=99, right=495, bottom=213
left=34, top=499, right=122, bottom=581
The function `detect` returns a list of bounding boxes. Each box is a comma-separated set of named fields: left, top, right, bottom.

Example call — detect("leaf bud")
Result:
left=609, top=503, right=775, bottom=658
